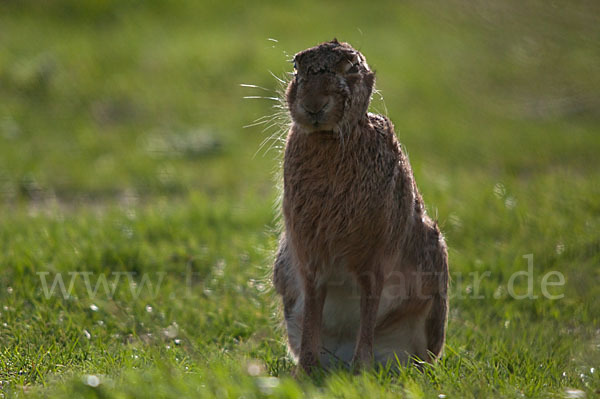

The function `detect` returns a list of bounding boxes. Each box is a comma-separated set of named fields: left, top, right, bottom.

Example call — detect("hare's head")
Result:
left=286, top=39, right=375, bottom=133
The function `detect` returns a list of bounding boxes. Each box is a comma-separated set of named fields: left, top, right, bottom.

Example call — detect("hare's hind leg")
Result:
left=273, top=234, right=295, bottom=306
left=351, top=267, right=384, bottom=368
left=426, top=292, right=448, bottom=360
left=273, top=235, right=303, bottom=360
left=425, top=230, right=449, bottom=360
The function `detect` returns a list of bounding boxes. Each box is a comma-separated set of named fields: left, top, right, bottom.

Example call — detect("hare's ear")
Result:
left=365, top=71, right=375, bottom=95
left=331, top=38, right=340, bottom=45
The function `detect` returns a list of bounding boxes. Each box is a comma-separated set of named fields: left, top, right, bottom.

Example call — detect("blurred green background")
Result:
left=0, top=0, right=599, bottom=398
left=2, top=0, right=598, bottom=200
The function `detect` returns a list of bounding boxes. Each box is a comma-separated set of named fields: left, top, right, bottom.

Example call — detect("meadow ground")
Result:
left=0, top=0, right=599, bottom=397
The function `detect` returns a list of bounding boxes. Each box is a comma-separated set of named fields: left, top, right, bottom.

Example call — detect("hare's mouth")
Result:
left=298, top=119, right=334, bottom=133
left=302, top=102, right=329, bottom=125
left=293, top=100, right=337, bottom=132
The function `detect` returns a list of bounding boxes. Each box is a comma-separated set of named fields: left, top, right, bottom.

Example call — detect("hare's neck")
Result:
left=336, top=114, right=370, bottom=139
left=287, top=119, right=370, bottom=161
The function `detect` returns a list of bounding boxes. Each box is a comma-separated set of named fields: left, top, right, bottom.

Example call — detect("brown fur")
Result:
left=272, top=39, right=449, bottom=374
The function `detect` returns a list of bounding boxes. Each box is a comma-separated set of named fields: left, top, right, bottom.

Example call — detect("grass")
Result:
left=0, top=0, right=599, bottom=397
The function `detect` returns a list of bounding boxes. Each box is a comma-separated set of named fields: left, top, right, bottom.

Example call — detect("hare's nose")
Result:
left=302, top=100, right=329, bottom=116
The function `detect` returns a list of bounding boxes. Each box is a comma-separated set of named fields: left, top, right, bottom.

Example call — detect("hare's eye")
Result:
left=346, top=62, right=359, bottom=74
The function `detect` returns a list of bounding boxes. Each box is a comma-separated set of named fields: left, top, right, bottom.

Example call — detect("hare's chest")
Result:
left=285, top=155, right=365, bottom=213
left=284, top=153, right=386, bottom=237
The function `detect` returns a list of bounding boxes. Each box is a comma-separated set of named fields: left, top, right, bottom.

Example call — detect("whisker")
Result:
left=243, top=113, right=278, bottom=127
left=261, top=120, right=285, bottom=133
left=243, top=120, right=270, bottom=129
left=240, top=83, right=276, bottom=93
left=254, top=128, right=286, bottom=159
left=249, top=114, right=274, bottom=123
left=243, top=68, right=291, bottom=159
left=269, top=70, right=286, bottom=85
left=265, top=134, right=286, bottom=155
left=244, top=113, right=286, bottom=129
left=243, top=96, right=280, bottom=101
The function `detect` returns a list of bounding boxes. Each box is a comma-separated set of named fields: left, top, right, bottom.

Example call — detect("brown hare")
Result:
left=273, top=39, right=449, bottom=375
